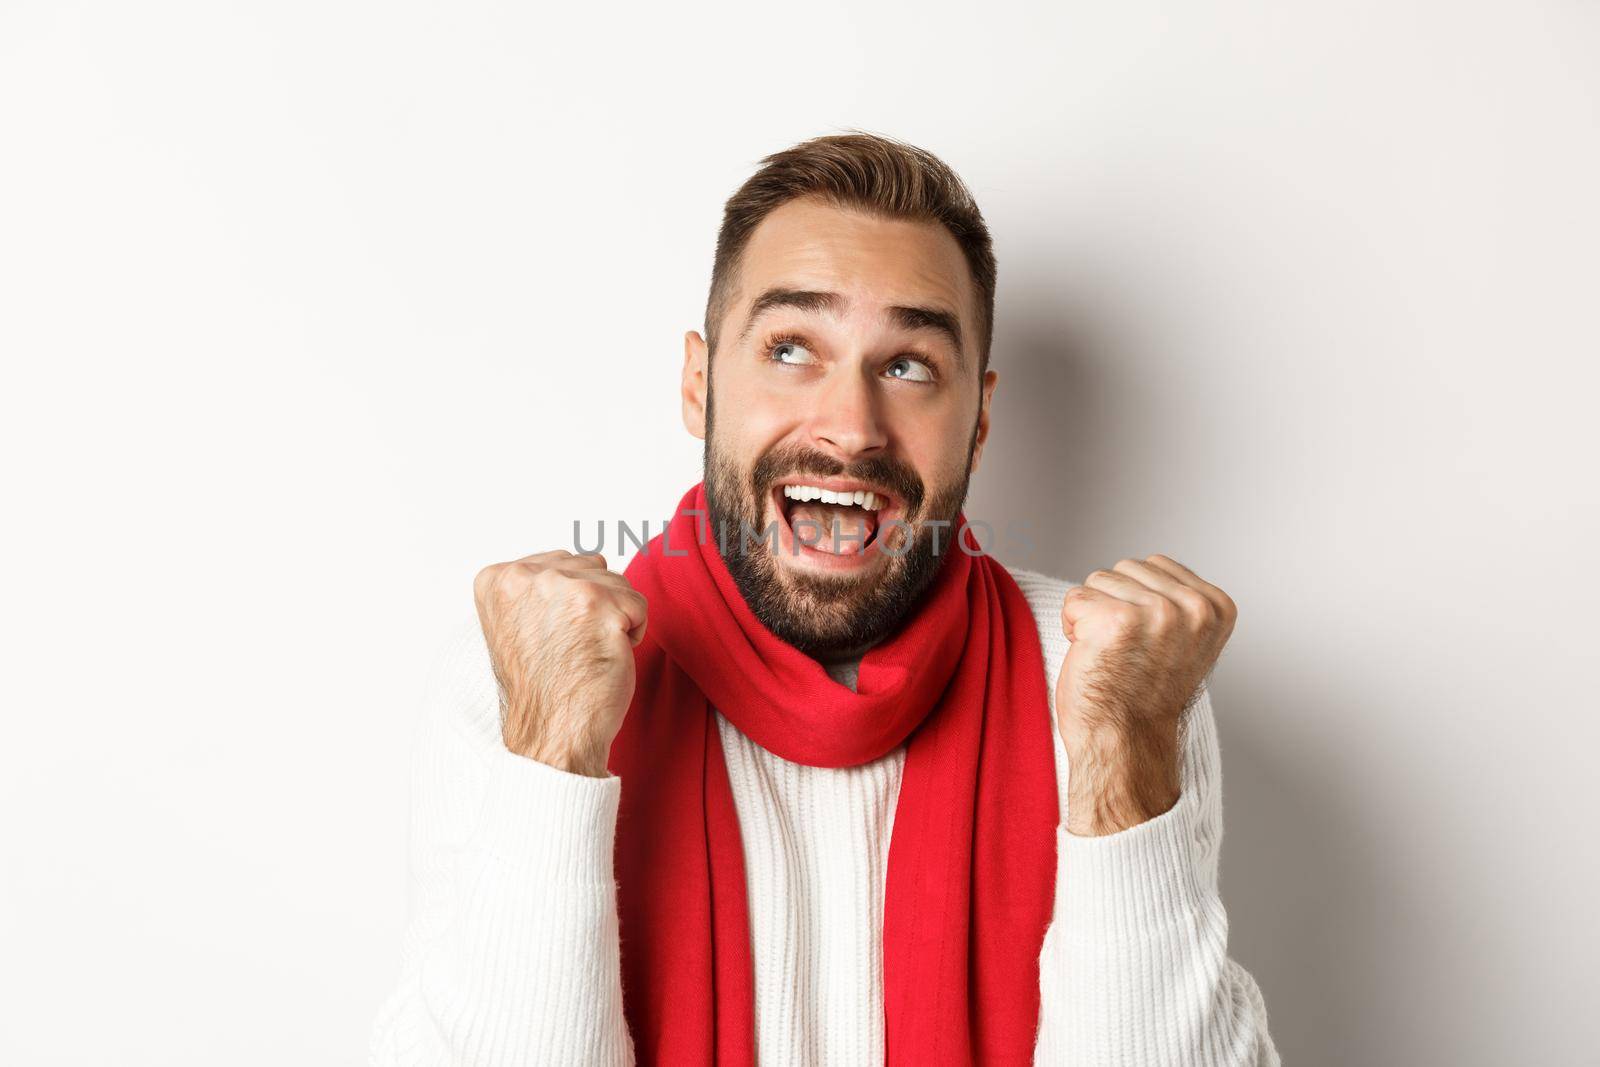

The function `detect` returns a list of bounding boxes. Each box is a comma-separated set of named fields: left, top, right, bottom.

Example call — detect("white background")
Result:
left=3, top=2, right=1597, bottom=1064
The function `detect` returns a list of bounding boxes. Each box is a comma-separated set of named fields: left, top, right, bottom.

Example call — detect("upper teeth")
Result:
left=782, top=484, right=883, bottom=511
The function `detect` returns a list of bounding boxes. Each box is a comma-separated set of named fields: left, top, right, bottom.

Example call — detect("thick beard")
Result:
left=701, top=394, right=979, bottom=659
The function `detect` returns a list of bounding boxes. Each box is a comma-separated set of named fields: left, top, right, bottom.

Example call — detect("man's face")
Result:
left=682, top=196, right=999, bottom=658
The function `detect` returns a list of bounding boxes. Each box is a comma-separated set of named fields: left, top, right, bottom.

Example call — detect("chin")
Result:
left=702, top=440, right=965, bottom=656
left=718, top=497, right=944, bottom=658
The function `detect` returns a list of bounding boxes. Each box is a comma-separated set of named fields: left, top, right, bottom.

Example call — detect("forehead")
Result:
left=730, top=196, right=977, bottom=339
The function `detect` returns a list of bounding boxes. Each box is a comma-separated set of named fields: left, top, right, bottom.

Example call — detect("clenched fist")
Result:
left=473, top=550, right=648, bottom=778
left=1056, top=554, right=1238, bottom=835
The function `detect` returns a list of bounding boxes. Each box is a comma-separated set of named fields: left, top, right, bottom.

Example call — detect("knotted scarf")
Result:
left=611, top=482, right=1058, bottom=1064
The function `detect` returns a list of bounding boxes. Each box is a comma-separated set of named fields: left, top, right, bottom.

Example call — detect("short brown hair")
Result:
left=704, top=131, right=997, bottom=372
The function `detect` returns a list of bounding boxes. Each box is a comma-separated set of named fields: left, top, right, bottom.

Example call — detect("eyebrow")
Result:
left=887, top=304, right=965, bottom=365
left=738, top=287, right=968, bottom=368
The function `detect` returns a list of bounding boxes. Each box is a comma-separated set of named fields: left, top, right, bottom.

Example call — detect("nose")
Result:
left=806, top=363, right=888, bottom=461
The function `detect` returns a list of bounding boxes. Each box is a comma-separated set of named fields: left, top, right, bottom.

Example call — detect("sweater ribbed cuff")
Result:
left=1054, top=789, right=1205, bottom=941
left=476, top=747, right=622, bottom=886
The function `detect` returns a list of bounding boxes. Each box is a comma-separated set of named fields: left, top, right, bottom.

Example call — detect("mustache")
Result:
left=748, top=443, right=926, bottom=513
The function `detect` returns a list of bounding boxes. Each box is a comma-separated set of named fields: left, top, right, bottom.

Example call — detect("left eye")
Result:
left=885, top=358, right=933, bottom=382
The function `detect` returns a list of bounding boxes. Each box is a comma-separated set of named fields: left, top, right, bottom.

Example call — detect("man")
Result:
left=370, top=133, right=1280, bottom=1065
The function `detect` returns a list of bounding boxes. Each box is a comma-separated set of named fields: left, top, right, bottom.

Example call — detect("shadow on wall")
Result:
left=970, top=286, right=1372, bottom=1067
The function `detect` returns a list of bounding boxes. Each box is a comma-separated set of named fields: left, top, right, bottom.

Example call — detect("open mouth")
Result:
left=767, top=479, right=903, bottom=567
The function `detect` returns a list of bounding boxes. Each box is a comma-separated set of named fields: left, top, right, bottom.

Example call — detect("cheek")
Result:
left=713, top=362, right=789, bottom=430
left=709, top=393, right=801, bottom=469
left=891, top=405, right=977, bottom=482
left=717, top=382, right=805, bottom=445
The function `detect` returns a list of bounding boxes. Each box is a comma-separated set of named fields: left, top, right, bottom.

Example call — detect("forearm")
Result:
left=1035, top=800, right=1276, bottom=1065
left=373, top=750, right=635, bottom=1066
left=371, top=626, right=636, bottom=1066
left=1036, top=690, right=1280, bottom=1066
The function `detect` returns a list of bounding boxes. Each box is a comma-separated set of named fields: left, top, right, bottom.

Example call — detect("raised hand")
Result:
left=473, top=550, right=648, bottom=777
left=1056, top=554, right=1237, bottom=835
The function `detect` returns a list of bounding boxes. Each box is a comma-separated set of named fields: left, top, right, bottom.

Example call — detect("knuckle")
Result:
left=473, top=564, right=500, bottom=596
left=1108, top=602, right=1141, bottom=629
left=566, top=581, right=607, bottom=614
left=1172, top=587, right=1212, bottom=620
left=530, top=566, right=565, bottom=595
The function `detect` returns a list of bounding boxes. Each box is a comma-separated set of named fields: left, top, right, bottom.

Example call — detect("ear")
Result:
left=968, top=368, right=999, bottom=475
left=681, top=330, right=709, bottom=439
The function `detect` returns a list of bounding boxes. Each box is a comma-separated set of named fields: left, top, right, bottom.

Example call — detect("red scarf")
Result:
left=612, top=483, right=1058, bottom=1064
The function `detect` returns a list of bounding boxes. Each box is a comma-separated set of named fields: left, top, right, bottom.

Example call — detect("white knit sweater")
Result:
left=369, top=567, right=1280, bottom=1065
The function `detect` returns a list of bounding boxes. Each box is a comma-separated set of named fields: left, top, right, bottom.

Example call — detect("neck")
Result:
left=814, top=640, right=877, bottom=694
left=816, top=637, right=878, bottom=666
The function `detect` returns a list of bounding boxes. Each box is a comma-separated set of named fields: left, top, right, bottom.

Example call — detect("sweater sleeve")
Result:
left=1007, top=568, right=1280, bottom=1067
left=368, top=622, right=636, bottom=1067
left=1034, top=686, right=1281, bottom=1065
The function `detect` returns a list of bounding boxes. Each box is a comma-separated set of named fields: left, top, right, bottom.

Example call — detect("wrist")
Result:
left=502, top=698, right=612, bottom=778
left=517, top=740, right=610, bottom=778
left=1062, top=718, right=1181, bottom=836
